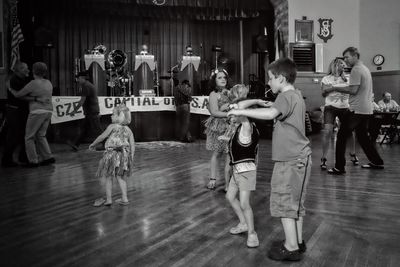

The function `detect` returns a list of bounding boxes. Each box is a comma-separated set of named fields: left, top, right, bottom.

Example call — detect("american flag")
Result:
left=10, top=3, right=24, bottom=71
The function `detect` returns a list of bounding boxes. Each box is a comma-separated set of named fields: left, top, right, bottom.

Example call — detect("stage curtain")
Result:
left=31, top=0, right=254, bottom=95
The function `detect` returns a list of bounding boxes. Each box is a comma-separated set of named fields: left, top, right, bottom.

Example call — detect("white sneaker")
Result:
left=229, top=223, right=248, bottom=234
left=247, top=232, right=259, bottom=248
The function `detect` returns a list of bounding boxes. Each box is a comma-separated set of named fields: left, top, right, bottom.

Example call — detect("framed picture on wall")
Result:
left=295, top=20, right=314, bottom=43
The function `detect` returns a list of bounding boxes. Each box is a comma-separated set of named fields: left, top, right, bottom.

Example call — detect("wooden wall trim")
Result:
left=296, top=72, right=326, bottom=78
left=371, top=70, right=400, bottom=76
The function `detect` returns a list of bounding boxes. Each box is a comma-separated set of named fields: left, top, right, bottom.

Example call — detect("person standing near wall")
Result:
left=174, top=80, right=193, bottom=143
left=2, top=62, right=31, bottom=167
left=68, top=71, right=102, bottom=151
left=326, top=47, right=384, bottom=174
left=8, top=62, right=55, bottom=167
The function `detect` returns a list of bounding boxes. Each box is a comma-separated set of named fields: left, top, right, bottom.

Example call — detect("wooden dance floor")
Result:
left=1, top=136, right=399, bottom=267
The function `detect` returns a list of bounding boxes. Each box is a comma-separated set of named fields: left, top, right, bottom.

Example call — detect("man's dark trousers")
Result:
left=335, top=110, right=384, bottom=171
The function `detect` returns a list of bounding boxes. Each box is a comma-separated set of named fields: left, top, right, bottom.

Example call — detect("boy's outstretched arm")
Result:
left=228, top=107, right=280, bottom=121
left=236, top=99, right=272, bottom=109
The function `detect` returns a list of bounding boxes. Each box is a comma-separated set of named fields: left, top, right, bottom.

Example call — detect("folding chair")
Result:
left=379, top=111, right=400, bottom=145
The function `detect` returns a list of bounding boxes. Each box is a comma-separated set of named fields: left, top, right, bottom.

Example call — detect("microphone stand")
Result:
left=170, top=64, right=179, bottom=96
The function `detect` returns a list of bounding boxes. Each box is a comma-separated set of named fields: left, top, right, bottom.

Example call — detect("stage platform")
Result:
left=1, top=136, right=399, bottom=266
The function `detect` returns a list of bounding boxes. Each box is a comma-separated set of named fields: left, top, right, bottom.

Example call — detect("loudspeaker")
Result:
left=34, top=27, right=54, bottom=47
left=315, top=43, right=324, bottom=73
left=253, top=35, right=268, bottom=53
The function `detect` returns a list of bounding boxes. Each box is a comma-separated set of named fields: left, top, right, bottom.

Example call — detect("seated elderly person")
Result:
left=378, top=92, right=399, bottom=112
left=369, top=94, right=385, bottom=142
left=372, top=93, right=382, bottom=112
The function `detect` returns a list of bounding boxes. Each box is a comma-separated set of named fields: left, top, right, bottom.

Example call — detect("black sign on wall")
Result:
left=317, top=18, right=334, bottom=43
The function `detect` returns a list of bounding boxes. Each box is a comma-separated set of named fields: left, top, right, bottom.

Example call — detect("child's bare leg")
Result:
left=207, top=151, right=219, bottom=189
left=210, top=151, right=219, bottom=178
left=116, top=176, right=128, bottom=202
left=226, top=185, right=246, bottom=225
left=239, top=191, right=254, bottom=233
left=281, top=218, right=300, bottom=251
left=105, top=178, right=113, bottom=204
left=224, top=154, right=231, bottom=191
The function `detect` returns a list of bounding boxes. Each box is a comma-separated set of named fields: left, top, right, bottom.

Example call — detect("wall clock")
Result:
left=373, top=54, right=385, bottom=66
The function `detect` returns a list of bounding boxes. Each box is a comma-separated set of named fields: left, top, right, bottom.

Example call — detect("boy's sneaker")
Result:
left=40, top=157, right=56, bottom=166
left=298, top=240, right=307, bottom=253
left=268, top=244, right=302, bottom=261
left=271, top=240, right=306, bottom=253
left=229, top=223, right=248, bottom=234
left=247, top=232, right=259, bottom=248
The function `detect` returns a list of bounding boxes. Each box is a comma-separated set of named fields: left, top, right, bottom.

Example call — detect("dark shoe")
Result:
left=2, top=160, right=18, bottom=167
left=361, top=163, right=384, bottom=169
left=350, top=153, right=359, bottom=166
left=320, top=158, right=327, bottom=170
left=40, top=157, right=56, bottom=166
left=66, top=141, right=78, bottom=152
left=271, top=240, right=306, bottom=254
left=180, top=137, right=194, bottom=143
left=25, top=162, right=40, bottom=168
left=298, top=240, right=307, bottom=253
left=218, top=188, right=227, bottom=194
left=327, top=167, right=346, bottom=175
left=268, top=244, right=302, bottom=261
left=95, top=144, right=105, bottom=151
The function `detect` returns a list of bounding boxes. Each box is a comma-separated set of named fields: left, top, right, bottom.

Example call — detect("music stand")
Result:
left=180, top=56, right=200, bottom=71
left=212, top=45, right=222, bottom=69
left=84, top=54, right=105, bottom=70
left=179, top=56, right=200, bottom=95
left=134, top=54, right=155, bottom=96
left=134, top=55, right=155, bottom=71
left=169, top=65, right=179, bottom=96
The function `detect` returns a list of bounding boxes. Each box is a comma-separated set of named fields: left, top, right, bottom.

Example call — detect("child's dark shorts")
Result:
left=270, top=156, right=312, bottom=218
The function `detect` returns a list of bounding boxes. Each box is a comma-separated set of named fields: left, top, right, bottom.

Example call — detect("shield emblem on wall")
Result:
left=317, top=18, right=333, bottom=43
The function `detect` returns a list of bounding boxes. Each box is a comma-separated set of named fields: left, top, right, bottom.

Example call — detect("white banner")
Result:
left=51, top=96, right=210, bottom=124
